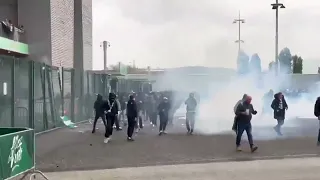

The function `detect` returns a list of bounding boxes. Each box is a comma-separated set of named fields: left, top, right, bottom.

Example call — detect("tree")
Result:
left=250, top=53, right=262, bottom=73
left=292, top=55, right=303, bottom=74
left=278, top=47, right=292, bottom=73
left=237, top=50, right=250, bottom=75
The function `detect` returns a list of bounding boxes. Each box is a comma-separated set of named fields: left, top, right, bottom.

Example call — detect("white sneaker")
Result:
left=104, top=138, right=110, bottom=144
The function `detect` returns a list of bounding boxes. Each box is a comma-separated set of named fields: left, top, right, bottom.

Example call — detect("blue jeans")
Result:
left=318, top=121, right=320, bottom=143
left=236, top=121, right=254, bottom=147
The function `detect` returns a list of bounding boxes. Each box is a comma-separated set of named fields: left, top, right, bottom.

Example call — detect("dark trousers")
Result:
left=134, top=111, right=143, bottom=129
left=159, top=114, right=168, bottom=132
left=138, top=111, right=143, bottom=128
left=317, top=121, right=320, bottom=143
left=186, top=112, right=195, bottom=132
left=127, top=116, right=136, bottom=138
left=150, top=112, right=158, bottom=126
left=114, top=115, right=121, bottom=129
left=236, top=121, right=254, bottom=147
left=275, top=119, right=284, bottom=128
left=93, top=113, right=107, bottom=132
left=105, top=115, right=116, bottom=138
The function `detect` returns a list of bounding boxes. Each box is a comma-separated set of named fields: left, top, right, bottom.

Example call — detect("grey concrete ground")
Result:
left=35, top=117, right=320, bottom=172
left=44, top=157, right=320, bottom=180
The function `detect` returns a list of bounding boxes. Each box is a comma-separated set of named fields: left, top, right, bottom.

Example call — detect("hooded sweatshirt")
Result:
left=94, top=94, right=105, bottom=115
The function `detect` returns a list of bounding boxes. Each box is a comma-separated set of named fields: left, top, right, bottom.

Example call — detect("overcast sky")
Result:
left=92, top=0, right=320, bottom=72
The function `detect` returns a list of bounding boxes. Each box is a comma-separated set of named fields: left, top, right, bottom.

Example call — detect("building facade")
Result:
left=0, top=0, right=92, bottom=70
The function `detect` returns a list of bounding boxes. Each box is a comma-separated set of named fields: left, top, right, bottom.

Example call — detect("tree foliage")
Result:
left=278, top=47, right=292, bottom=73
left=250, top=53, right=262, bottom=73
left=292, top=55, right=303, bottom=74
left=237, top=50, right=250, bottom=75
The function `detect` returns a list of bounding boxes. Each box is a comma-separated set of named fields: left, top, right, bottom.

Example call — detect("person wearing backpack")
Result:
left=314, top=97, right=320, bottom=146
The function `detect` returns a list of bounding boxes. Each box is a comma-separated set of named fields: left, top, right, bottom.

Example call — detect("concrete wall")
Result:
left=82, top=0, right=92, bottom=70
left=74, top=0, right=92, bottom=70
left=14, top=0, right=92, bottom=70
left=17, top=0, right=52, bottom=64
left=0, top=3, right=18, bottom=24
left=50, top=0, right=74, bottom=68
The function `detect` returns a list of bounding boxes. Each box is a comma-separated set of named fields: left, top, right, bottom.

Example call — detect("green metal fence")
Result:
left=0, top=55, right=108, bottom=133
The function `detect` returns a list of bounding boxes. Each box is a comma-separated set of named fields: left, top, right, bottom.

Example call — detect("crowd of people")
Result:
left=232, top=90, right=290, bottom=153
left=233, top=89, right=320, bottom=152
left=92, top=91, right=187, bottom=143
left=91, top=88, right=320, bottom=152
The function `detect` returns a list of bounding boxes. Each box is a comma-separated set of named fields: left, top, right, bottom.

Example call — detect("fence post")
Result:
left=40, top=64, right=48, bottom=130
left=93, top=73, right=96, bottom=94
left=28, top=60, right=35, bottom=128
left=79, top=70, right=84, bottom=121
left=70, top=69, right=75, bottom=121
left=46, top=66, right=56, bottom=127
left=61, top=67, right=64, bottom=116
left=86, top=72, right=89, bottom=95
left=10, top=58, right=15, bottom=127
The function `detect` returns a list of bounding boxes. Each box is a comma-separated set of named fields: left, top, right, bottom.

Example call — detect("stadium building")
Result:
left=0, top=0, right=92, bottom=70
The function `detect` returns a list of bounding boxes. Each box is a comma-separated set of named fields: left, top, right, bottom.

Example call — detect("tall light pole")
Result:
left=233, top=11, right=245, bottom=53
left=102, top=41, right=111, bottom=70
left=271, top=0, right=285, bottom=75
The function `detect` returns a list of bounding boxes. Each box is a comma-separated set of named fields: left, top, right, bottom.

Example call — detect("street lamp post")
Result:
left=233, top=11, right=245, bottom=53
left=271, top=0, right=285, bottom=75
left=102, top=41, right=111, bottom=70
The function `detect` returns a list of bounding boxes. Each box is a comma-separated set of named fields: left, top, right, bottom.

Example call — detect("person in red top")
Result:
left=235, top=96, right=258, bottom=152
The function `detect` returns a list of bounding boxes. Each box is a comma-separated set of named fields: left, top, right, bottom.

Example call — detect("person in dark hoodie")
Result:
left=271, top=92, right=288, bottom=136
left=314, top=97, right=320, bottom=146
left=185, top=92, right=197, bottom=134
left=235, top=96, right=258, bottom=152
left=158, top=97, right=171, bottom=135
left=126, top=95, right=138, bottom=141
left=92, top=94, right=107, bottom=134
left=104, top=92, right=119, bottom=143
left=232, top=94, right=248, bottom=133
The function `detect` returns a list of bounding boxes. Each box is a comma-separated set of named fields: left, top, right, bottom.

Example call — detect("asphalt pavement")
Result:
left=44, top=157, right=320, bottom=180
left=35, top=117, right=320, bottom=172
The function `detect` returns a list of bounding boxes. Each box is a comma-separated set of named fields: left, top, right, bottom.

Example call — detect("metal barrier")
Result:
left=0, top=128, right=48, bottom=180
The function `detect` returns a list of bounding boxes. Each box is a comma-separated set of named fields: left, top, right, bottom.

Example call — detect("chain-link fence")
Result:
left=0, top=55, right=113, bottom=133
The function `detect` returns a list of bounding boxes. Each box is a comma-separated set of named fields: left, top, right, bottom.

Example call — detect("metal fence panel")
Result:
left=0, top=55, right=139, bottom=133
left=0, top=56, right=12, bottom=127
left=14, top=59, right=29, bottom=127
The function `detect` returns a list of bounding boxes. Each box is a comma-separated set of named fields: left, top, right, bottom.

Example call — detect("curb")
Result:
left=40, top=153, right=320, bottom=173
